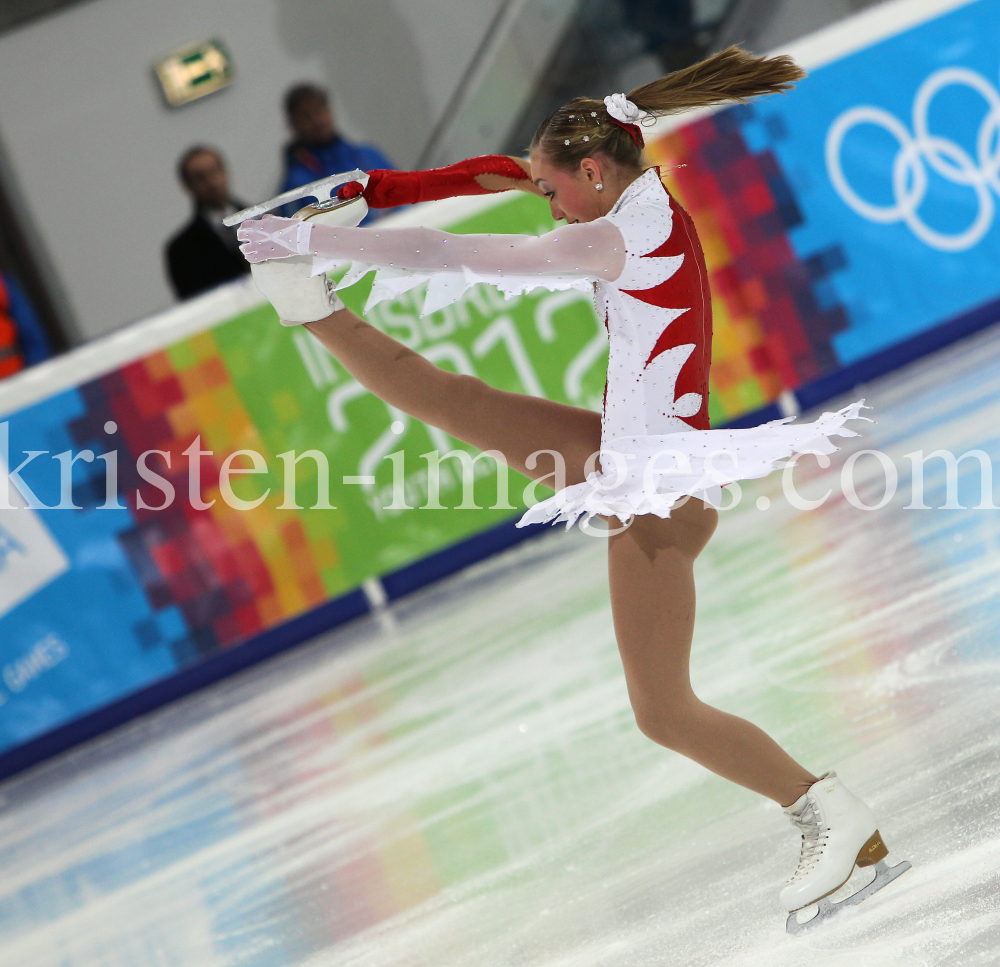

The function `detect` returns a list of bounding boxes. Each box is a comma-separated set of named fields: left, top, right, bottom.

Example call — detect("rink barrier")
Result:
left=7, top=290, right=999, bottom=784
left=3, top=296, right=999, bottom=784
left=3, top=266, right=999, bottom=788
left=380, top=517, right=548, bottom=601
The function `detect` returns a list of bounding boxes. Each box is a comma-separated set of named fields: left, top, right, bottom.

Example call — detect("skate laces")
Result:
left=788, top=800, right=829, bottom=882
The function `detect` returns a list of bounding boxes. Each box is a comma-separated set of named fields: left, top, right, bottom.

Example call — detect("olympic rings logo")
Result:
left=826, top=67, right=1000, bottom=252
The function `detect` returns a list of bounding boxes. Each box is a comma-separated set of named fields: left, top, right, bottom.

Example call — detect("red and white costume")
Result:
left=519, top=168, right=864, bottom=528
left=239, top=163, right=865, bottom=528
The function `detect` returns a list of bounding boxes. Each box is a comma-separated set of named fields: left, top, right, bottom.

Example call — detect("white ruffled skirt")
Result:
left=517, top=400, right=868, bottom=529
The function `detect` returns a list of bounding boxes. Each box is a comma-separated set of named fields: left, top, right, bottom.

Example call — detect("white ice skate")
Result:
left=247, top=189, right=370, bottom=325
left=782, top=772, right=911, bottom=934
left=223, top=169, right=369, bottom=226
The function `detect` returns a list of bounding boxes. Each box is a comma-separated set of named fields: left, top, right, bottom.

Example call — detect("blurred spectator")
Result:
left=166, top=146, right=250, bottom=300
left=0, top=268, right=50, bottom=379
left=280, top=84, right=395, bottom=222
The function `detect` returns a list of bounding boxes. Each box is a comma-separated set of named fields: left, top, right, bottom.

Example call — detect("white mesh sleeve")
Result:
left=308, top=218, right=627, bottom=283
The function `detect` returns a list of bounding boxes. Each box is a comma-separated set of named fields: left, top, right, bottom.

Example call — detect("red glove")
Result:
left=338, top=156, right=531, bottom=209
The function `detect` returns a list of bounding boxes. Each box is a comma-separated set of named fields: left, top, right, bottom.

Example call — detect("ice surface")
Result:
left=2, top=326, right=1000, bottom=965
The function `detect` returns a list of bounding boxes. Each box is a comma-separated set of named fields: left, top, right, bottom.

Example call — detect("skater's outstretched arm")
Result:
left=238, top=216, right=627, bottom=282
left=336, top=155, right=546, bottom=207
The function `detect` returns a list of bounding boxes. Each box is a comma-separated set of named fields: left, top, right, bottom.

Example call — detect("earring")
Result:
left=595, top=183, right=603, bottom=191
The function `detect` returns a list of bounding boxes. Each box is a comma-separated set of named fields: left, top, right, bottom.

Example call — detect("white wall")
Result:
left=0, top=0, right=505, bottom=341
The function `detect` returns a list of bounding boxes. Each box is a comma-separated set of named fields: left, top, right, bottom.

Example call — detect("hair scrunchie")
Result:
left=603, top=93, right=649, bottom=148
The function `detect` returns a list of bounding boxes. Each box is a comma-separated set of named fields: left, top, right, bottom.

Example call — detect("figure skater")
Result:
left=236, top=47, right=909, bottom=929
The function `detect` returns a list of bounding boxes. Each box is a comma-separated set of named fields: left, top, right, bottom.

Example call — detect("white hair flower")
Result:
left=603, top=93, right=649, bottom=125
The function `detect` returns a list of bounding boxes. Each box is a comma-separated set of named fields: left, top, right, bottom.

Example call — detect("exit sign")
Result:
left=155, top=40, right=233, bottom=107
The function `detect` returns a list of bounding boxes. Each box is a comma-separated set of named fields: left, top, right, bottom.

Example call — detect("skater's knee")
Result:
left=631, top=696, right=701, bottom=751
left=615, top=500, right=718, bottom=562
left=634, top=714, right=689, bottom=751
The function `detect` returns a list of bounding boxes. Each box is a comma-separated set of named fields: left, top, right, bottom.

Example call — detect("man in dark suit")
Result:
left=166, top=146, right=251, bottom=300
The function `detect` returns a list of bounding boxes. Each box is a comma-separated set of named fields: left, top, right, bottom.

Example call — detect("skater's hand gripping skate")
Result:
left=238, top=216, right=314, bottom=263
left=223, top=168, right=367, bottom=226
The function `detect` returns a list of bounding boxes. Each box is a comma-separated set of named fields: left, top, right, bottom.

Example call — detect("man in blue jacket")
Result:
left=280, top=84, right=395, bottom=221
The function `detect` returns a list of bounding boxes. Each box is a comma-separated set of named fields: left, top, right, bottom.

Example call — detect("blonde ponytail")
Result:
left=629, top=46, right=806, bottom=117
left=532, top=47, right=805, bottom=171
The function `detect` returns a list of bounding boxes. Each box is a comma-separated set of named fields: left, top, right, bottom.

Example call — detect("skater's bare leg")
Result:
left=608, top=501, right=817, bottom=805
left=305, top=308, right=601, bottom=483
left=305, top=309, right=811, bottom=803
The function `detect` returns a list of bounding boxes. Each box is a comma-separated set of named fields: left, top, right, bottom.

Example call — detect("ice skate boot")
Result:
left=782, top=772, right=911, bottom=934
left=249, top=193, right=368, bottom=325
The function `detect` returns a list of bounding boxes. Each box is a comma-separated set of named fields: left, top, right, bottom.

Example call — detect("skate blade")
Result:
left=785, top=858, right=912, bottom=936
left=223, top=169, right=368, bottom=226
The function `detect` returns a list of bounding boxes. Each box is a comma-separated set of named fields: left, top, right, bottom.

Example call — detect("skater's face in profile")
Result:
left=530, top=151, right=615, bottom=225
left=182, top=151, right=230, bottom=210
left=290, top=96, right=336, bottom=145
